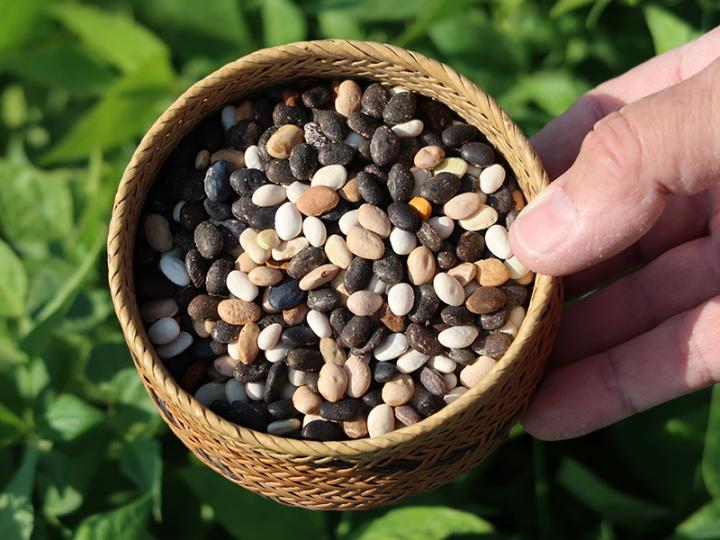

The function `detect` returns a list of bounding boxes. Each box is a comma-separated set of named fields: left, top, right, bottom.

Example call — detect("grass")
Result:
left=0, top=0, right=718, bottom=539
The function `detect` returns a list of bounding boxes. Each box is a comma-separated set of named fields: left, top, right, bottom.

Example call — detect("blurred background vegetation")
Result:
left=0, top=0, right=718, bottom=539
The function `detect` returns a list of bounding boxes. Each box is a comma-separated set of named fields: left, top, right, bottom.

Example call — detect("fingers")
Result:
left=533, top=27, right=720, bottom=179
left=564, top=191, right=711, bottom=296
left=510, top=58, right=720, bottom=276
left=554, top=235, right=720, bottom=364
left=522, top=294, right=720, bottom=440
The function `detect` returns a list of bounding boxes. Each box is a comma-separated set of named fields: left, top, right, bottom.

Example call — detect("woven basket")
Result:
left=108, top=40, right=562, bottom=510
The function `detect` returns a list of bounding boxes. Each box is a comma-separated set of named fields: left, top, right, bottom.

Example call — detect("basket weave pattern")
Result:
left=108, top=40, right=562, bottom=510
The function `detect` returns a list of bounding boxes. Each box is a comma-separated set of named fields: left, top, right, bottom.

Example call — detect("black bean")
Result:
left=481, top=308, right=510, bottom=331
left=369, top=125, right=400, bottom=167
left=406, top=323, right=443, bottom=355
left=329, top=307, right=352, bottom=336
left=460, top=142, right=495, bottom=167
left=179, top=202, right=207, bottom=231
left=387, top=163, right=414, bottom=202
left=362, top=389, right=384, bottom=408
left=314, top=109, right=347, bottom=142
left=307, top=288, right=340, bottom=313
left=247, top=206, right=276, bottom=230
left=351, top=326, right=387, bottom=355
left=229, top=168, right=267, bottom=197
left=382, top=91, right=416, bottom=125
left=203, top=199, right=232, bottom=220
left=416, top=222, right=443, bottom=252
left=194, top=221, right=223, bottom=259
left=361, top=83, right=390, bottom=118
left=456, top=231, right=485, bottom=262
left=230, top=197, right=256, bottom=224
left=302, top=420, right=344, bottom=441
left=257, top=126, right=278, bottom=161
left=267, top=398, right=298, bottom=420
left=419, top=172, right=461, bottom=204
left=281, top=325, right=319, bottom=348
left=301, top=86, right=333, bottom=108
left=356, top=171, right=388, bottom=206
left=227, top=400, right=268, bottom=431
left=204, top=160, right=232, bottom=202
left=267, top=279, right=306, bottom=310
left=344, top=257, right=373, bottom=294
left=234, top=358, right=271, bottom=383
left=226, top=120, right=262, bottom=149
left=264, top=361, right=288, bottom=403
left=184, top=249, right=208, bottom=288
left=387, top=202, right=421, bottom=231
left=288, top=143, right=318, bottom=180
left=374, top=361, right=397, bottom=384
left=409, top=285, right=440, bottom=324
left=441, top=123, right=478, bottom=147
left=441, top=306, right=475, bottom=326
left=265, top=158, right=297, bottom=185
left=286, top=348, right=323, bottom=372
left=373, top=254, right=404, bottom=285
left=488, top=186, right=514, bottom=215
left=287, top=247, right=326, bottom=279
left=448, top=348, right=475, bottom=366
left=347, top=112, right=380, bottom=138
left=318, top=142, right=354, bottom=166
left=337, top=316, right=373, bottom=348
left=471, top=331, right=513, bottom=359
left=320, top=398, right=361, bottom=421
left=211, top=320, right=241, bottom=343
left=273, top=103, right=310, bottom=127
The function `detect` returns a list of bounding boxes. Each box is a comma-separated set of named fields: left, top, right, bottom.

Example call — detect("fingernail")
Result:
left=512, top=186, right=576, bottom=258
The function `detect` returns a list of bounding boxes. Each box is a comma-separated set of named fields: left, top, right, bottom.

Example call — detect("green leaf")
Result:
left=317, top=10, right=365, bottom=40
left=0, top=44, right=116, bottom=94
left=557, top=458, right=667, bottom=532
left=644, top=5, right=700, bottom=55
left=550, top=0, right=595, bottom=17
left=0, top=402, right=25, bottom=448
left=612, top=391, right=708, bottom=506
left=703, top=386, right=720, bottom=499
left=0, top=0, right=40, bottom=52
left=347, top=506, right=494, bottom=540
left=0, top=238, right=27, bottom=317
left=0, top=445, right=38, bottom=540
left=45, top=3, right=168, bottom=73
left=71, top=494, right=151, bottom=540
left=178, top=466, right=326, bottom=540
left=674, top=501, right=720, bottom=539
left=21, top=228, right=106, bottom=356
left=40, top=394, right=104, bottom=442
left=43, top=55, right=174, bottom=163
left=429, top=12, right=528, bottom=75
left=262, top=0, right=307, bottom=46
left=39, top=443, right=106, bottom=518
left=506, top=70, right=590, bottom=116
left=119, top=439, right=162, bottom=520
left=133, top=0, right=254, bottom=53
left=0, top=160, right=73, bottom=245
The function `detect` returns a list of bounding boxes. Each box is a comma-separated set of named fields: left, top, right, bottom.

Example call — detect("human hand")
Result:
left=510, top=28, right=720, bottom=440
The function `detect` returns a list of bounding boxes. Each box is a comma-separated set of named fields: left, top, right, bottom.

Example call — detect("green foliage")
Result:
left=0, top=0, right=716, bottom=539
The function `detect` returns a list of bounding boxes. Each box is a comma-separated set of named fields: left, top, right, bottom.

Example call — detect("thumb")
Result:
left=509, top=57, right=720, bottom=276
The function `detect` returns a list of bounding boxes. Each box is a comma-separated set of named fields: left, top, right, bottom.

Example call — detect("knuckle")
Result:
left=579, top=109, right=646, bottom=198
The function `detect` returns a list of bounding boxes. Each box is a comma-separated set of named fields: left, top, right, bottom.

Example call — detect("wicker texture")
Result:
left=108, top=40, right=562, bottom=510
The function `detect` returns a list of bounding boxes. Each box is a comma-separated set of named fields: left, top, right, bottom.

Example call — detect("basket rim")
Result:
left=107, top=39, right=554, bottom=460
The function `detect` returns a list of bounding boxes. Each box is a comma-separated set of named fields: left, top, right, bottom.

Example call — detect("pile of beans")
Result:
left=136, top=79, right=533, bottom=441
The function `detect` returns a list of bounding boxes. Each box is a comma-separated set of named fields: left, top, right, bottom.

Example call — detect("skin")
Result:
left=509, top=27, right=720, bottom=440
